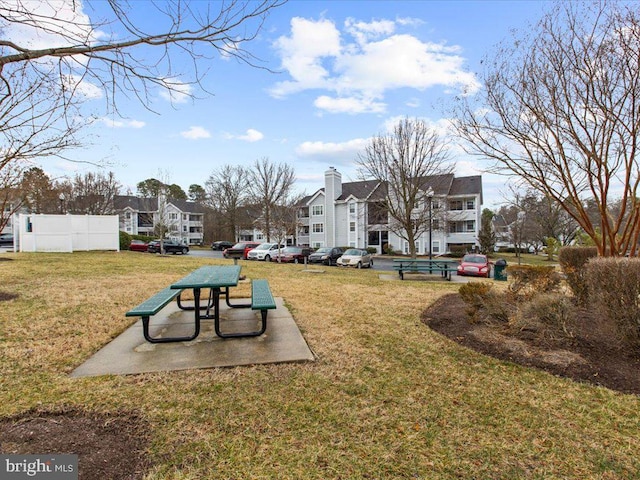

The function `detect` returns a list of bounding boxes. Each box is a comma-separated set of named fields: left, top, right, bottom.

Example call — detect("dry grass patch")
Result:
left=1, top=252, right=639, bottom=479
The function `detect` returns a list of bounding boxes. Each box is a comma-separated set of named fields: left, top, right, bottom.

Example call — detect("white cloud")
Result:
left=159, top=81, right=192, bottom=104
left=271, top=17, right=481, bottom=114
left=98, top=117, right=146, bottom=129
left=180, top=126, right=211, bottom=140
left=296, top=138, right=369, bottom=162
left=223, top=128, right=265, bottom=142
left=344, top=17, right=395, bottom=45
left=270, top=17, right=341, bottom=97
left=314, top=95, right=385, bottom=114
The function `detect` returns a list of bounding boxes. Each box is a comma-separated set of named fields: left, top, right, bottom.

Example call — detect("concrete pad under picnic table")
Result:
left=70, top=297, right=314, bottom=377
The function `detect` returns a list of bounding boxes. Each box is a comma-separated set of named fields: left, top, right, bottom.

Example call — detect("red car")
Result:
left=457, top=254, right=491, bottom=278
left=223, top=242, right=261, bottom=260
left=273, top=246, right=312, bottom=263
left=129, top=239, right=149, bottom=252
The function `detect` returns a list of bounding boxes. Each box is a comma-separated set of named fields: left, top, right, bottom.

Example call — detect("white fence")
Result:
left=17, top=214, right=120, bottom=253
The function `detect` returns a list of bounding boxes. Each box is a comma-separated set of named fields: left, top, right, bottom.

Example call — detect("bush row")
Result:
left=458, top=247, right=640, bottom=350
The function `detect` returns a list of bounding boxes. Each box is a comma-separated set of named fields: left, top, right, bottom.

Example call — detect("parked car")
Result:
left=457, top=254, right=491, bottom=277
left=211, top=240, right=234, bottom=251
left=308, top=247, right=344, bottom=266
left=337, top=248, right=373, bottom=268
left=223, top=242, right=261, bottom=260
left=0, top=233, right=14, bottom=247
left=129, top=239, right=149, bottom=252
left=273, top=246, right=313, bottom=263
left=147, top=240, right=189, bottom=255
left=246, top=242, right=285, bottom=261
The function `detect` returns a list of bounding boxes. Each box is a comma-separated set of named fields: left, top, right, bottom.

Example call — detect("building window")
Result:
left=449, top=222, right=462, bottom=233
left=466, top=220, right=476, bottom=232
left=169, top=213, right=178, bottom=221
left=432, top=219, right=440, bottom=231
left=431, top=199, right=440, bottom=210
left=312, top=242, right=323, bottom=248
left=433, top=241, right=440, bottom=253
left=466, top=199, right=475, bottom=210
left=350, top=222, right=356, bottom=232
left=183, top=214, right=188, bottom=221
left=312, top=223, right=324, bottom=233
left=138, top=213, right=153, bottom=227
left=300, top=226, right=309, bottom=235
left=449, top=200, right=463, bottom=211
left=349, top=202, right=356, bottom=214
left=312, top=205, right=324, bottom=216
left=183, top=225, right=187, bottom=232
left=125, top=212, right=131, bottom=219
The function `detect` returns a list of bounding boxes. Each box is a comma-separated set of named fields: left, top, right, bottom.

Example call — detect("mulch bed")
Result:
left=0, top=409, right=153, bottom=480
left=423, top=293, right=640, bottom=396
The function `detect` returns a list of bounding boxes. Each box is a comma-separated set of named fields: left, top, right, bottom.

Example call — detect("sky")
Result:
left=7, top=0, right=554, bottom=208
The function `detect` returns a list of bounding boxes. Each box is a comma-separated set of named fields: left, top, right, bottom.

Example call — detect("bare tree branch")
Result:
left=453, top=1, right=640, bottom=256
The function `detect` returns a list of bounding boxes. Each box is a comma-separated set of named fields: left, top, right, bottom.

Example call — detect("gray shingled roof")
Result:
left=113, top=195, right=206, bottom=213
left=449, top=175, right=483, bottom=203
left=337, top=180, right=380, bottom=201
left=297, top=173, right=481, bottom=206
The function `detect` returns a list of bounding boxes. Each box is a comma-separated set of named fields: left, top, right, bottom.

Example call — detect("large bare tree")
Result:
left=247, top=157, right=296, bottom=242
left=61, top=171, right=121, bottom=215
left=454, top=1, right=640, bottom=256
left=357, top=117, right=453, bottom=258
left=205, top=165, right=249, bottom=241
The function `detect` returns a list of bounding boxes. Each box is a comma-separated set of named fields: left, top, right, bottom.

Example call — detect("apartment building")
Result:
left=297, top=167, right=483, bottom=255
left=114, top=195, right=205, bottom=246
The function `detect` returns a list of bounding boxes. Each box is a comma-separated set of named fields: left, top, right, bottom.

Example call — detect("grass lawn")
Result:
left=1, top=251, right=638, bottom=479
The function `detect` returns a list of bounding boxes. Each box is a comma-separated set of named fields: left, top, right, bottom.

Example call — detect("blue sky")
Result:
left=14, top=0, right=552, bottom=208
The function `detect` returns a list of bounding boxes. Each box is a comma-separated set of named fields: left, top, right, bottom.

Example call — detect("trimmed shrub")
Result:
left=510, top=293, right=576, bottom=340
left=119, top=231, right=132, bottom=251
left=558, top=246, right=598, bottom=301
left=585, top=257, right=640, bottom=349
left=507, top=264, right=561, bottom=297
left=458, top=282, right=511, bottom=323
left=448, top=245, right=467, bottom=258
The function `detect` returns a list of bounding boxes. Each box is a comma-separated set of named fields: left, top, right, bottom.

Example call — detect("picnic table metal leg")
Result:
left=214, top=287, right=266, bottom=338
left=224, top=286, right=251, bottom=309
left=176, top=291, right=213, bottom=311
left=141, top=289, right=201, bottom=343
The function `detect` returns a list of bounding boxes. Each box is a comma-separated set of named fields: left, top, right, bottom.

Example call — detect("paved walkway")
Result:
left=71, top=298, right=314, bottom=377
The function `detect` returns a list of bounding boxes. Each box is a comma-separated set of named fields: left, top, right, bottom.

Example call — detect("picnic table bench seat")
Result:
left=125, top=287, right=191, bottom=343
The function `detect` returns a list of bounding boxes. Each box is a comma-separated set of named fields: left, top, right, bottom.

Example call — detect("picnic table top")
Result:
left=171, top=265, right=241, bottom=289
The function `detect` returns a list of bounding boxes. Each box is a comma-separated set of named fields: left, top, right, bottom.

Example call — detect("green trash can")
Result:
left=493, top=258, right=507, bottom=281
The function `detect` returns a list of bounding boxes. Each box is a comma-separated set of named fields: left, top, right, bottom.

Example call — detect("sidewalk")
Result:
left=71, top=297, right=314, bottom=377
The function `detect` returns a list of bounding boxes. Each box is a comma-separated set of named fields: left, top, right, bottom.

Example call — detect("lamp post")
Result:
left=426, top=187, right=434, bottom=273
left=58, top=193, right=65, bottom=214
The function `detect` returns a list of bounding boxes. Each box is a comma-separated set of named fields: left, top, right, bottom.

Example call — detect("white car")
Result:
left=246, top=243, right=284, bottom=261
left=336, top=248, right=373, bottom=268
